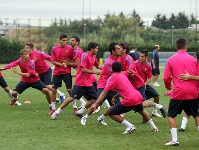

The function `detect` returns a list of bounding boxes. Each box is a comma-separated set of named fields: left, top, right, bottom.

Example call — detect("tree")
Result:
left=129, top=9, right=145, bottom=27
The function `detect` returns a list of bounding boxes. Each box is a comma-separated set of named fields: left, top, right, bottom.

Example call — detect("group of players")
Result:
left=1, top=34, right=198, bottom=146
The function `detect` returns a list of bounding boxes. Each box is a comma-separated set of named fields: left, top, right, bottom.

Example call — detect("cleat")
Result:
left=153, top=82, right=160, bottom=86
left=10, top=98, right=17, bottom=105
left=14, top=101, right=22, bottom=106
left=75, top=112, right=83, bottom=118
left=60, top=95, right=65, bottom=103
left=152, top=112, right=162, bottom=117
left=179, top=128, right=185, bottom=132
left=56, top=98, right=60, bottom=103
left=81, top=116, right=87, bottom=125
left=152, top=127, right=159, bottom=132
left=159, top=106, right=167, bottom=118
left=51, top=111, right=59, bottom=120
left=74, top=108, right=78, bottom=114
left=122, top=126, right=136, bottom=134
left=48, top=110, right=55, bottom=115
left=97, top=118, right=108, bottom=125
left=165, top=139, right=179, bottom=146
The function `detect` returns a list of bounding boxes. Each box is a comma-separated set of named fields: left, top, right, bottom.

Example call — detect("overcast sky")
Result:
left=0, top=0, right=198, bottom=26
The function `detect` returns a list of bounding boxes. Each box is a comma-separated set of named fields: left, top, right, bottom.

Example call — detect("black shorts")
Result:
left=168, top=99, right=199, bottom=118
left=96, top=88, right=120, bottom=106
left=152, top=68, right=160, bottom=76
left=136, top=85, right=147, bottom=101
left=108, top=102, right=143, bottom=115
left=0, top=76, right=8, bottom=88
left=14, top=80, right=46, bottom=94
left=70, top=85, right=97, bottom=100
left=52, top=73, right=72, bottom=89
left=92, top=82, right=97, bottom=92
left=145, top=85, right=159, bottom=99
left=38, top=68, right=52, bottom=85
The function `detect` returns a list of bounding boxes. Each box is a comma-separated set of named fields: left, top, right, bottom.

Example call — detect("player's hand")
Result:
left=95, top=71, right=101, bottom=75
left=179, top=70, right=191, bottom=81
left=153, top=65, right=156, bottom=69
left=0, top=68, right=5, bottom=71
left=12, top=67, right=18, bottom=73
left=127, top=69, right=134, bottom=76
left=111, top=97, right=116, bottom=105
left=33, top=57, right=38, bottom=62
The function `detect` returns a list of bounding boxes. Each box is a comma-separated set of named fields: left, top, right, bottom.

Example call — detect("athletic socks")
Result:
left=170, top=128, right=178, bottom=142
left=180, top=117, right=188, bottom=129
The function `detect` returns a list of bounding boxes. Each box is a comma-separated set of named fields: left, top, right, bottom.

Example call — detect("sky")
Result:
left=0, top=0, right=198, bottom=26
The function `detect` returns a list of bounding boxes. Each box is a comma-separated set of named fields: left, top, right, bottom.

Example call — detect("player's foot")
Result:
left=60, top=94, right=65, bottom=103
left=51, top=112, right=59, bottom=120
left=78, top=104, right=85, bottom=110
left=152, top=127, right=159, bottom=132
left=14, top=101, right=22, bottom=106
left=56, top=98, right=60, bottom=103
left=75, top=112, right=83, bottom=118
left=159, top=106, right=167, bottom=118
left=179, top=128, right=185, bottom=132
left=48, top=110, right=55, bottom=115
left=153, top=82, right=160, bottom=86
left=10, top=98, right=17, bottom=105
left=152, top=112, right=162, bottom=117
left=165, top=139, right=179, bottom=146
left=81, top=116, right=87, bottom=125
left=97, top=117, right=108, bottom=125
left=122, top=126, right=136, bottom=134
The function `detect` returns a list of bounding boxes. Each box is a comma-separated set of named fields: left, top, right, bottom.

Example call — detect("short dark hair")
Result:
left=132, top=46, right=137, bottom=49
left=119, top=42, right=130, bottom=54
left=109, top=42, right=119, bottom=54
left=71, top=36, right=80, bottom=44
left=25, top=42, right=34, bottom=49
left=154, top=45, right=159, bottom=49
left=59, top=34, right=67, bottom=40
left=140, top=49, right=148, bottom=56
left=88, top=42, right=98, bottom=51
left=176, top=38, right=187, bottom=50
left=112, top=61, right=122, bottom=72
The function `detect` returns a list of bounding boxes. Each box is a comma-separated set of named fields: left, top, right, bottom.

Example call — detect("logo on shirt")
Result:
left=65, top=50, right=68, bottom=53
left=144, top=68, right=148, bottom=72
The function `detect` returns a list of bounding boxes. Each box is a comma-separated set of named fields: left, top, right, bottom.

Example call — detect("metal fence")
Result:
left=0, top=18, right=198, bottom=52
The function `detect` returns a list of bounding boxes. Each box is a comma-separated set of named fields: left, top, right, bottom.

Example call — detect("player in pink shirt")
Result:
left=178, top=50, right=199, bottom=132
left=163, top=38, right=199, bottom=146
left=25, top=43, right=65, bottom=111
left=51, top=42, right=101, bottom=120
left=135, top=49, right=163, bottom=117
left=87, top=61, right=159, bottom=134
left=0, top=72, right=21, bottom=106
left=0, top=49, right=51, bottom=110
left=79, top=42, right=122, bottom=126
left=50, top=34, right=74, bottom=114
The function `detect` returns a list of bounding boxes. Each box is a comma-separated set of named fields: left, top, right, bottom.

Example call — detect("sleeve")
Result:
left=41, top=53, right=53, bottom=63
left=27, top=61, right=37, bottom=75
left=80, top=53, right=88, bottom=68
left=104, top=76, right=116, bottom=91
left=51, top=46, right=57, bottom=62
left=151, top=51, right=155, bottom=59
left=4, top=59, right=20, bottom=69
left=147, top=64, right=152, bottom=79
left=163, top=60, right=172, bottom=89
left=94, top=57, right=100, bottom=68
left=73, top=49, right=82, bottom=61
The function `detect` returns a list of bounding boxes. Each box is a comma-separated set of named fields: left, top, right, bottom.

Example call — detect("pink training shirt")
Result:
left=75, top=52, right=99, bottom=87
left=135, top=60, right=152, bottom=84
left=4, top=58, right=40, bottom=83
left=121, top=54, right=144, bottom=89
left=104, top=72, right=143, bottom=106
left=97, top=55, right=122, bottom=89
left=164, top=50, right=198, bottom=100
left=29, top=50, right=52, bottom=74
left=73, top=46, right=83, bottom=61
left=51, top=44, right=73, bottom=75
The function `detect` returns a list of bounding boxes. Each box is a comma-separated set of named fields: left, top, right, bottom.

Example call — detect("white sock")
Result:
left=181, top=117, right=188, bottom=129
left=122, top=119, right=133, bottom=128
left=148, top=119, right=156, bottom=129
left=98, top=114, right=106, bottom=120
left=104, top=99, right=110, bottom=108
left=49, top=104, right=51, bottom=107
left=170, top=128, right=178, bottom=142
left=152, top=107, right=157, bottom=114
left=77, top=106, right=86, bottom=114
left=72, top=100, right=77, bottom=109
left=197, top=126, right=199, bottom=131
left=79, top=98, right=86, bottom=105
left=7, top=90, right=13, bottom=99
left=56, top=108, right=62, bottom=114
left=57, top=90, right=64, bottom=96
left=155, top=104, right=163, bottom=109
left=84, top=114, right=89, bottom=119
left=51, top=102, right=56, bottom=110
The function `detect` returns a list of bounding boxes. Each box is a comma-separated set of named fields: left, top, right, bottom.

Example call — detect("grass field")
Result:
left=0, top=66, right=199, bottom=150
